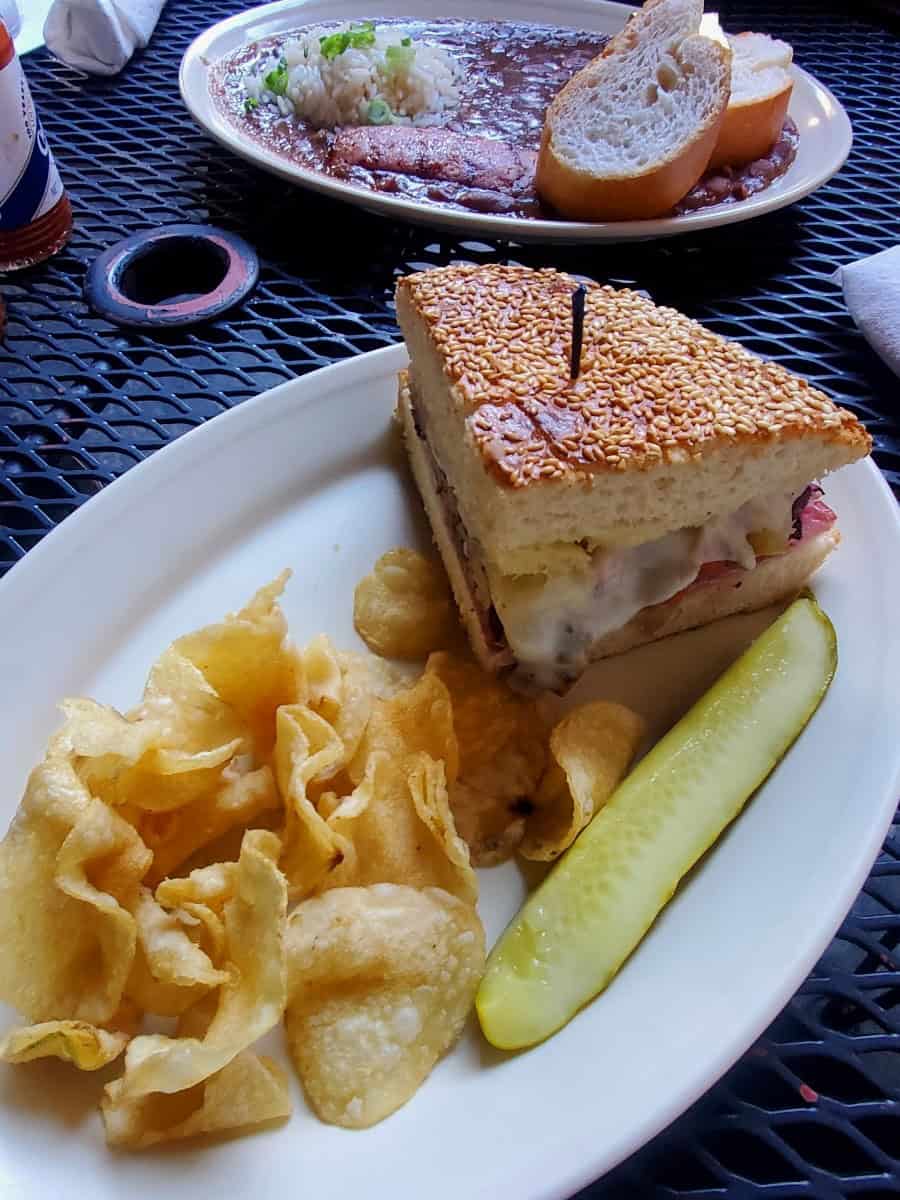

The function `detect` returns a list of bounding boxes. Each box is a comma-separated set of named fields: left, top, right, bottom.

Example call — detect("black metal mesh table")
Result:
left=1, top=0, right=899, bottom=1193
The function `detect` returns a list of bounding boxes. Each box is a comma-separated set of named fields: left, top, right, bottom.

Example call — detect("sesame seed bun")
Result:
left=396, top=265, right=870, bottom=562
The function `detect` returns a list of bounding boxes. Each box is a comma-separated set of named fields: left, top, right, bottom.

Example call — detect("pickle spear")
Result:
left=477, top=596, right=837, bottom=1050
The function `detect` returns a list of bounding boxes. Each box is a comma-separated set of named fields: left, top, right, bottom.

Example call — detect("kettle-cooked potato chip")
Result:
left=56, top=697, right=244, bottom=815
left=349, top=651, right=418, bottom=700
left=285, top=884, right=484, bottom=1128
left=155, top=861, right=236, bottom=911
left=154, top=861, right=237, bottom=965
left=51, top=697, right=167, bottom=765
left=126, top=947, right=204, bottom=1020
left=0, top=1021, right=128, bottom=1070
left=125, top=889, right=227, bottom=1018
left=167, top=573, right=301, bottom=760
left=426, top=653, right=548, bottom=866
left=275, top=704, right=353, bottom=896
left=103, top=831, right=287, bottom=1115
left=139, top=761, right=279, bottom=886
left=520, top=701, right=646, bottom=861
left=296, top=637, right=373, bottom=764
left=325, top=752, right=476, bottom=904
left=354, top=548, right=457, bottom=661
left=0, top=757, right=151, bottom=1025
left=102, top=1051, right=291, bottom=1149
left=441, top=781, right=528, bottom=869
left=140, top=650, right=246, bottom=753
left=349, top=671, right=458, bottom=785
left=0, top=572, right=518, bottom=1151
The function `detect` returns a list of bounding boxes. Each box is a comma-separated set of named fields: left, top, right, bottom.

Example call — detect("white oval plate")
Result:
left=180, top=0, right=852, bottom=244
left=1, top=345, right=898, bottom=1200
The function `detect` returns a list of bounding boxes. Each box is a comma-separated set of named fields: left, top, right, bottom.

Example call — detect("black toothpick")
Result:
left=570, top=283, right=587, bottom=380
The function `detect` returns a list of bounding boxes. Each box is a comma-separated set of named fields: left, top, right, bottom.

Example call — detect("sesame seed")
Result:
left=398, top=265, right=871, bottom=488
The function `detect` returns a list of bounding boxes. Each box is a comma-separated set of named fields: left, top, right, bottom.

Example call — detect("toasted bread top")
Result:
left=397, top=264, right=870, bottom=491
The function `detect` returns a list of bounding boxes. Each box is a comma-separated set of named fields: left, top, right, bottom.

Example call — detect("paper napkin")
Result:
left=834, top=245, right=900, bottom=378
left=44, top=0, right=166, bottom=75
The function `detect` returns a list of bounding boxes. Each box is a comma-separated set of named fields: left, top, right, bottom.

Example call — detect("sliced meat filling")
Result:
left=409, top=396, right=835, bottom=683
left=489, top=490, right=837, bottom=686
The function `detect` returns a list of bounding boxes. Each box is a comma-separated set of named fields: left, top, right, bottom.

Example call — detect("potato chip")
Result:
left=349, top=651, right=418, bottom=700
left=446, top=781, right=528, bottom=868
left=354, top=548, right=456, bottom=660
left=51, top=697, right=166, bottom=765
left=140, top=649, right=247, bottom=752
left=103, top=831, right=286, bottom=1108
left=125, top=888, right=227, bottom=1018
left=426, top=652, right=548, bottom=865
left=0, top=756, right=151, bottom=1025
left=293, top=638, right=379, bottom=798
left=139, top=761, right=278, bottom=886
left=104, top=1000, right=143, bottom=1038
left=285, top=884, right=484, bottom=1128
left=167, top=573, right=300, bottom=761
left=274, top=704, right=353, bottom=896
left=155, top=860, right=236, bottom=911
left=126, top=948, right=199, bottom=1020
left=325, top=752, right=476, bottom=904
left=349, top=671, right=458, bottom=785
left=329, top=652, right=377, bottom=762
left=520, top=701, right=646, bottom=861
left=55, top=697, right=244, bottom=815
left=84, top=743, right=243, bottom=816
left=102, top=1051, right=290, bottom=1149
left=175, top=992, right=219, bottom=1041
left=57, top=794, right=152, bottom=906
left=406, top=754, right=477, bottom=897
left=154, top=861, right=237, bottom=966
left=0, top=1021, right=128, bottom=1069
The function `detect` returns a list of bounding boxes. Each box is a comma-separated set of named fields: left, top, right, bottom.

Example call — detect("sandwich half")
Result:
left=395, top=264, right=871, bottom=689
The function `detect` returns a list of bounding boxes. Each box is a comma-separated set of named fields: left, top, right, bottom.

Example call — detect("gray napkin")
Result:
left=834, top=245, right=900, bottom=378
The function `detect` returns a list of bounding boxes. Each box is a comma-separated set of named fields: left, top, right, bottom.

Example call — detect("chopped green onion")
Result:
left=319, top=21, right=376, bottom=60
left=244, top=96, right=259, bottom=113
left=263, top=59, right=288, bottom=95
left=367, top=98, right=395, bottom=125
left=401, top=36, right=412, bottom=46
left=385, top=42, right=415, bottom=70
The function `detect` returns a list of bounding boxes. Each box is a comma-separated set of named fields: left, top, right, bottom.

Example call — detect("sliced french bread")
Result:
left=708, top=30, right=793, bottom=168
left=535, top=0, right=732, bottom=222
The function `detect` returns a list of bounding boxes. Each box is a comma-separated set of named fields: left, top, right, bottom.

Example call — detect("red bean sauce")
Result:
left=212, top=20, right=797, bottom=222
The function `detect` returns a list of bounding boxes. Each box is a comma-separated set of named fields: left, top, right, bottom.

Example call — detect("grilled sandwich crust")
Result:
left=398, top=264, right=869, bottom=486
left=396, top=265, right=870, bottom=559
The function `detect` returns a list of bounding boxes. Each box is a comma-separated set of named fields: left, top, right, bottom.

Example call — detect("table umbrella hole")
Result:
left=85, top=224, right=259, bottom=328
left=119, top=236, right=229, bottom=306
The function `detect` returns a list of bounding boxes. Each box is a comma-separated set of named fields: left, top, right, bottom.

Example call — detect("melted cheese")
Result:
left=488, top=491, right=796, bottom=686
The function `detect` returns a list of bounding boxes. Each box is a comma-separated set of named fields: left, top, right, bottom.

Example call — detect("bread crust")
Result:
left=397, top=373, right=512, bottom=676
left=708, top=79, right=793, bottom=169
left=536, top=104, right=724, bottom=221
left=535, top=14, right=732, bottom=221
left=397, top=266, right=870, bottom=483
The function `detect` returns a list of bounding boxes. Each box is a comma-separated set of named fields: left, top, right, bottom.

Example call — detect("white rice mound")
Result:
left=245, top=24, right=461, bottom=129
